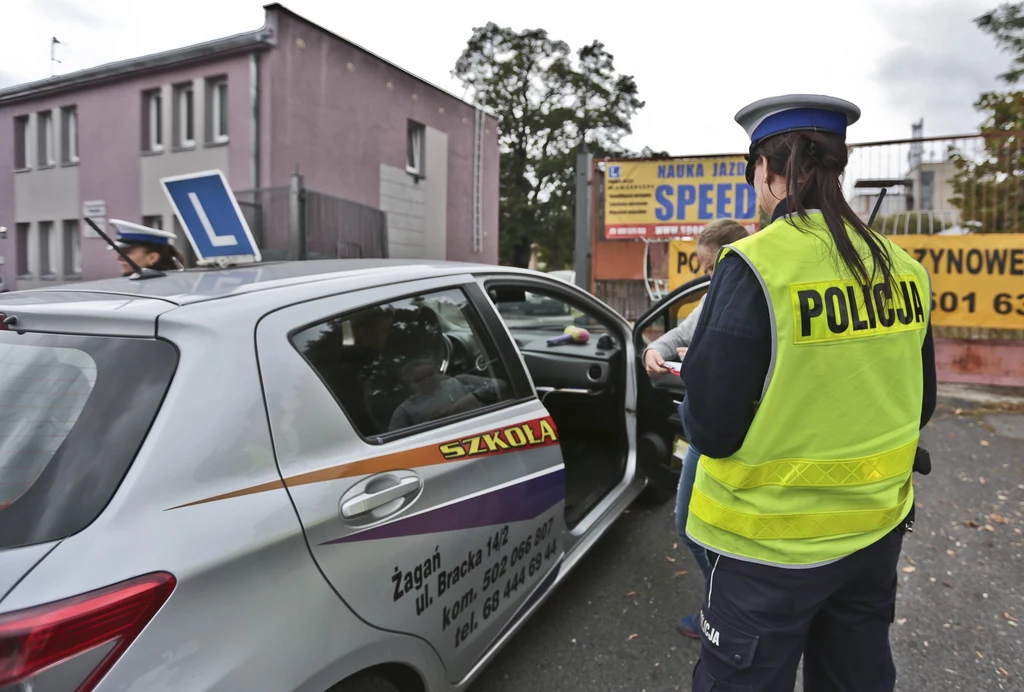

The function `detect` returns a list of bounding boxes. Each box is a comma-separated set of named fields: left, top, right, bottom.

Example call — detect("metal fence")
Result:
left=847, top=132, right=1024, bottom=342
left=235, top=174, right=388, bottom=262
left=235, top=186, right=292, bottom=261
left=306, top=190, right=389, bottom=260
left=847, top=131, right=1023, bottom=235
left=595, top=279, right=653, bottom=322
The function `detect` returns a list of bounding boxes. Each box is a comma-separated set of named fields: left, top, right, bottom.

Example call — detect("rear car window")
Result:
left=292, top=287, right=515, bottom=440
left=0, top=332, right=177, bottom=550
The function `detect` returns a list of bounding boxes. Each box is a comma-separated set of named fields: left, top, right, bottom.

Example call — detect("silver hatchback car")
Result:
left=0, top=260, right=705, bottom=692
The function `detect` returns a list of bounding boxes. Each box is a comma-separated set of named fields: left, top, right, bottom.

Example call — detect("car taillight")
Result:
left=0, top=572, right=175, bottom=691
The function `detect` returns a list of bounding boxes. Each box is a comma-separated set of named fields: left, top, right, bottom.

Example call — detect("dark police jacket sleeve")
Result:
left=680, top=255, right=938, bottom=459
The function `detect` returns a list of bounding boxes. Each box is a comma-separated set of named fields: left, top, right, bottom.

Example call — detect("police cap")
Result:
left=108, top=219, right=177, bottom=250
left=735, top=94, right=861, bottom=150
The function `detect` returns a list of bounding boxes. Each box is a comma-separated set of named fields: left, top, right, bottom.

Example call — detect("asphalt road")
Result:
left=470, top=395, right=1024, bottom=692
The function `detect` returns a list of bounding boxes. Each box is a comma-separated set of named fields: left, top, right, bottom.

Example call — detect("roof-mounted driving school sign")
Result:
left=161, top=170, right=262, bottom=267
left=603, top=156, right=759, bottom=240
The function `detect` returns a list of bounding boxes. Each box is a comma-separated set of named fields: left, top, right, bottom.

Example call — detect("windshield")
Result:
left=0, top=332, right=177, bottom=550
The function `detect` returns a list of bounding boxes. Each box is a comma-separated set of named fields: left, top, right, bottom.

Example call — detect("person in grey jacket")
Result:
left=642, top=218, right=751, bottom=638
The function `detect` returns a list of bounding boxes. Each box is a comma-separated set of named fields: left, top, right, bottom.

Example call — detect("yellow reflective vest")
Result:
left=686, top=211, right=931, bottom=567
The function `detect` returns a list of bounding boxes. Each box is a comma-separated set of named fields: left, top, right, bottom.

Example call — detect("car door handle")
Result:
left=341, top=476, right=421, bottom=519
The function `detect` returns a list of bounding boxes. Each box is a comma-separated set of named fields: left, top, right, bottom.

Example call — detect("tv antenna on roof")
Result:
left=50, top=37, right=62, bottom=77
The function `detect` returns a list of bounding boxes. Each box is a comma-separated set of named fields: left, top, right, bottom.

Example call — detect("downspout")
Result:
left=249, top=50, right=260, bottom=191
left=472, top=105, right=485, bottom=254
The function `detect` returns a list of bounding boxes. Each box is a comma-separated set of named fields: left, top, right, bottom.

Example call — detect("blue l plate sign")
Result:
left=161, top=170, right=261, bottom=265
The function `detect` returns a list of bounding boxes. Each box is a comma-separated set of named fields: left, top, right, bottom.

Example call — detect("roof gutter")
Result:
left=0, top=26, right=274, bottom=106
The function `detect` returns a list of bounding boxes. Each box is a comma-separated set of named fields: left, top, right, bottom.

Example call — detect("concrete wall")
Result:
left=379, top=126, right=448, bottom=259
left=262, top=7, right=498, bottom=264
left=936, top=339, right=1024, bottom=388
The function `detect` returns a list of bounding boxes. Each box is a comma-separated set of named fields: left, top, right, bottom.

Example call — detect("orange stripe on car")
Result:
left=168, top=416, right=559, bottom=510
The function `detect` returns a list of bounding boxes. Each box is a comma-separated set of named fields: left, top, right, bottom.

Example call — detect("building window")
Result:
left=14, top=116, right=29, bottom=170
left=407, top=121, right=424, bottom=176
left=37, top=111, right=54, bottom=167
left=62, top=219, right=81, bottom=278
left=61, top=106, right=79, bottom=164
left=174, top=82, right=195, bottom=148
left=15, top=223, right=30, bottom=277
left=206, top=77, right=228, bottom=144
left=920, top=170, right=935, bottom=211
left=38, top=221, right=57, bottom=278
left=142, top=89, right=163, bottom=152
left=142, top=215, right=163, bottom=230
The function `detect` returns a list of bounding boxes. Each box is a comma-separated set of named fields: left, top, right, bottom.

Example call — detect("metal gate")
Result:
left=235, top=174, right=389, bottom=262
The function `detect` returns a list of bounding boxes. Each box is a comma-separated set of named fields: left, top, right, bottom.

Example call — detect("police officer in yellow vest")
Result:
left=679, top=95, right=937, bottom=692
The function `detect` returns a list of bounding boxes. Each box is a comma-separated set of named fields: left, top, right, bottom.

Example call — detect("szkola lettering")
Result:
left=438, top=419, right=558, bottom=461
left=791, top=275, right=926, bottom=344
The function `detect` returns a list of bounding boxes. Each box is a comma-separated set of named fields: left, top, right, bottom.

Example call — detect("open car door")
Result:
left=632, top=274, right=711, bottom=502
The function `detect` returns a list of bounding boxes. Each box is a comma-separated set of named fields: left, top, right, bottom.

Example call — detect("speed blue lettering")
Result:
left=655, top=183, right=757, bottom=221
left=698, top=184, right=714, bottom=220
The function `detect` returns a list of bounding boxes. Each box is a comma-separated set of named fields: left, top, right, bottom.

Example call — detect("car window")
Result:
left=0, top=344, right=97, bottom=510
left=492, top=288, right=611, bottom=335
left=0, top=333, right=177, bottom=550
left=638, top=285, right=707, bottom=348
left=292, top=287, right=516, bottom=439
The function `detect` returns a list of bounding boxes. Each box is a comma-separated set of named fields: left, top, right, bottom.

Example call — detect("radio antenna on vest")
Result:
left=867, top=188, right=887, bottom=228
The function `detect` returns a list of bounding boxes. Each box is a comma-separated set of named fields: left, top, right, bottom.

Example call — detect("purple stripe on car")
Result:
left=321, top=467, right=565, bottom=545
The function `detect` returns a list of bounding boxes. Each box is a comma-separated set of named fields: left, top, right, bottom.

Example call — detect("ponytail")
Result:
left=159, top=244, right=187, bottom=271
left=752, top=131, right=895, bottom=290
left=137, top=243, right=187, bottom=271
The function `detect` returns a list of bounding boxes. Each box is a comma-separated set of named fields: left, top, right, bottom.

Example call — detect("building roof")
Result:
left=0, top=26, right=273, bottom=105
left=0, top=3, right=491, bottom=118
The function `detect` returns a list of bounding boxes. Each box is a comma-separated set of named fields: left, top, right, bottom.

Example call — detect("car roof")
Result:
left=13, top=259, right=512, bottom=307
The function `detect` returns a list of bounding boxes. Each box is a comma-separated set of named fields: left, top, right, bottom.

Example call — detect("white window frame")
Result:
left=141, top=215, right=163, bottom=231
left=37, top=111, right=54, bottom=167
left=62, top=106, right=79, bottom=164
left=176, top=83, right=195, bottom=148
left=38, top=221, right=56, bottom=278
left=15, top=223, right=31, bottom=277
left=146, top=90, right=163, bottom=152
left=406, top=121, right=424, bottom=177
left=14, top=115, right=30, bottom=170
left=208, top=78, right=228, bottom=144
left=62, top=219, right=81, bottom=277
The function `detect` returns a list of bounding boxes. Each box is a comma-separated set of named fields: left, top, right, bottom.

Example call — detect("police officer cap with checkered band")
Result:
left=108, top=219, right=185, bottom=275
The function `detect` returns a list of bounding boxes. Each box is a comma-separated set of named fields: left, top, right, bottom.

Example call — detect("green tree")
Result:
left=948, top=4, right=1024, bottom=232
left=977, top=3, right=1024, bottom=83
left=453, top=24, right=644, bottom=267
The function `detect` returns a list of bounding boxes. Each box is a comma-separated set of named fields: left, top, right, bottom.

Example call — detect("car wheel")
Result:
left=328, top=674, right=401, bottom=692
left=638, top=479, right=676, bottom=505
left=635, top=432, right=679, bottom=506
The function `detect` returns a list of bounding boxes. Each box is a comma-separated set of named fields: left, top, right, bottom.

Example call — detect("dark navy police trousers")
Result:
left=691, top=528, right=904, bottom=692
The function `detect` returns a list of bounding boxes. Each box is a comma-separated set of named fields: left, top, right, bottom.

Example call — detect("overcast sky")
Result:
left=0, top=0, right=1011, bottom=155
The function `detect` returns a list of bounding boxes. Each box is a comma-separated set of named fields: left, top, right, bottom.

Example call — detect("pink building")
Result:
left=0, top=3, right=499, bottom=290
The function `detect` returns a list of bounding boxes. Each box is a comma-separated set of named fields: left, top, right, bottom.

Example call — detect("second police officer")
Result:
left=108, top=220, right=186, bottom=276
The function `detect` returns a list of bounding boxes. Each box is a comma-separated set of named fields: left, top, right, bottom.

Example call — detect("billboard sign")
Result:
left=604, top=156, right=758, bottom=240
